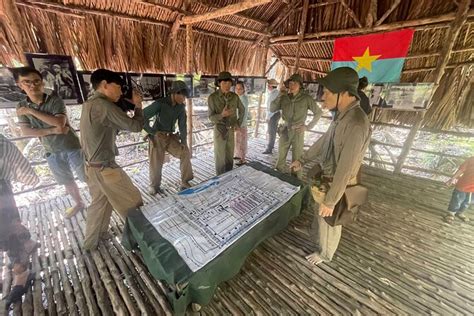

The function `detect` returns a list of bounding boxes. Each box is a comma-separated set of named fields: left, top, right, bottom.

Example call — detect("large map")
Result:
left=141, top=166, right=300, bottom=272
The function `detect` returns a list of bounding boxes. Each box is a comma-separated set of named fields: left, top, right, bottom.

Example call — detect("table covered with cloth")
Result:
left=122, top=162, right=310, bottom=314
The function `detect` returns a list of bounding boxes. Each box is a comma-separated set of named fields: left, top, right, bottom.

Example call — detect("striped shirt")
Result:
left=0, top=134, right=39, bottom=186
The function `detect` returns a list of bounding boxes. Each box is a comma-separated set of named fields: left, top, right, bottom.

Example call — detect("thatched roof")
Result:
left=0, top=0, right=473, bottom=128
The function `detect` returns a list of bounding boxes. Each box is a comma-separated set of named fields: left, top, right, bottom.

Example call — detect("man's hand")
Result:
left=221, top=105, right=233, bottom=118
left=289, top=160, right=302, bottom=172
left=52, top=126, right=70, bottom=135
left=132, top=89, right=143, bottom=109
left=16, top=107, right=31, bottom=116
left=319, top=203, right=334, bottom=217
left=293, top=125, right=307, bottom=133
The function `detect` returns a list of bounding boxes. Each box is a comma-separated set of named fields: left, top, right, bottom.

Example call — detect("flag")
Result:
left=331, top=29, right=415, bottom=83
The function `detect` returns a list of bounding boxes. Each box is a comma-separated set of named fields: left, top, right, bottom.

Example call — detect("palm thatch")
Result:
left=0, top=0, right=472, bottom=127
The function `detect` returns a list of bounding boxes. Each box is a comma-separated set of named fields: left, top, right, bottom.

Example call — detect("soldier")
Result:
left=144, top=81, right=194, bottom=194
left=270, top=73, right=322, bottom=179
left=80, top=69, right=144, bottom=251
left=15, top=66, right=86, bottom=218
left=290, top=67, right=371, bottom=265
left=208, top=71, right=245, bottom=175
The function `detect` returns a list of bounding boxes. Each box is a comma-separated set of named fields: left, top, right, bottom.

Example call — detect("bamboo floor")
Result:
left=1, top=137, right=473, bottom=315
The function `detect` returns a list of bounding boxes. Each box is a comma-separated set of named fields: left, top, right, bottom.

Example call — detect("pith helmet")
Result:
left=316, top=67, right=360, bottom=100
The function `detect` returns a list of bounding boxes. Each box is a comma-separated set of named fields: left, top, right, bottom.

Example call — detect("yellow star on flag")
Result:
left=352, top=47, right=381, bottom=72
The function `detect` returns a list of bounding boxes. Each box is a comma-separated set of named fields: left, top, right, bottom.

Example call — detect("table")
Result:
left=122, top=162, right=310, bottom=314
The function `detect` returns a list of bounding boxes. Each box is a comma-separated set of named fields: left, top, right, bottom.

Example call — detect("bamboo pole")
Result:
left=394, top=0, right=471, bottom=174
left=186, top=24, right=194, bottom=154
left=375, top=0, right=401, bottom=26
left=365, top=0, right=377, bottom=27
left=270, top=9, right=474, bottom=43
left=340, top=0, right=362, bottom=28
left=254, top=43, right=269, bottom=138
left=294, top=0, right=309, bottom=73
left=181, top=0, right=271, bottom=25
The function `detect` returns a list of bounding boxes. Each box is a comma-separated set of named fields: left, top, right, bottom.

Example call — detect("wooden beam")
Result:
left=270, top=9, right=474, bottom=43
left=403, top=61, right=474, bottom=73
left=186, top=24, right=194, bottom=153
left=16, top=0, right=256, bottom=44
left=254, top=41, right=269, bottom=138
left=294, top=0, right=339, bottom=12
left=281, top=55, right=331, bottom=63
left=181, top=0, right=271, bottom=25
left=340, top=0, right=363, bottom=28
left=141, top=0, right=270, bottom=37
left=430, top=0, right=471, bottom=85
left=294, top=0, right=309, bottom=72
left=265, top=58, right=279, bottom=75
left=366, top=0, right=377, bottom=27
left=296, top=66, right=327, bottom=76
left=193, top=0, right=269, bottom=27
left=374, top=0, right=401, bottom=26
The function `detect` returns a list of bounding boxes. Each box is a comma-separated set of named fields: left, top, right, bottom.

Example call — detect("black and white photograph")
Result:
left=304, top=82, right=322, bottom=101
left=253, top=78, right=267, bottom=94
left=78, top=71, right=127, bottom=103
left=193, top=76, right=216, bottom=97
left=25, top=53, right=82, bottom=104
left=384, top=83, right=434, bottom=110
left=368, top=83, right=387, bottom=107
left=164, top=75, right=193, bottom=97
left=0, top=67, right=26, bottom=108
left=129, top=74, right=164, bottom=100
left=237, top=77, right=254, bottom=94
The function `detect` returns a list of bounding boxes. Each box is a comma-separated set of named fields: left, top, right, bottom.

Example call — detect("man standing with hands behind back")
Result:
left=80, top=69, right=144, bottom=251
left=208, top=71, right=245, bottom=175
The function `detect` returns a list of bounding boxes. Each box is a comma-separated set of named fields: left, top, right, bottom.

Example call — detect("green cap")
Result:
left=217, top=71, right=233, bottom=82
left=316, top=67, right=360, bottom=100
left=170, top=80, right=189, bottom=97
left=288, top=73, right=303, bottom=86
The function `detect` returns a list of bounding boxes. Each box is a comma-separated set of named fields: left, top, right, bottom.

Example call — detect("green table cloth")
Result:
left=122, top=162, right=310, bottom=314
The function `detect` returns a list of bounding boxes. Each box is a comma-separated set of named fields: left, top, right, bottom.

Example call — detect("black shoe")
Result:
left=262, top=150, right=272, bottom=154
left=5, top=272, right=35, bottom=310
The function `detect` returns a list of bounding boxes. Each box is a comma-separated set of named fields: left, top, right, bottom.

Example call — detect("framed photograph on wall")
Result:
left=0, top=67, right=26, bottom=108
left=384, top=83, right=434, bottom=110
left=193, top=75, right=216, bottom=98
left=128, top=73, right=164, bottom=100
left=78, top=71, right=127, bottom=103
left=164, top=75, right=193, bottom=97
left=236, top=77, right=254, bottom=94
left=25, top=53, right=82, bottom=104
left=253, top=77, right=267, bottom=94
left=303, top=82, right=322, bottom=101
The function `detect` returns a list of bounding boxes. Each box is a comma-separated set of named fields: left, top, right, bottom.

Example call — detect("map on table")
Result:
left=141, top=166, right=300, bottom=272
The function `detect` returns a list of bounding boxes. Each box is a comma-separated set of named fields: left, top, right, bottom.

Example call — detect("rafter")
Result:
left=366, top=0, right=378, bottom=27
left=375, top=0, right=401, bottom=26
left=294, top=0, right=310, bottom=72
left=340, top=0, right=362, bottom=28
left=181, top=0, right=271, bottom=25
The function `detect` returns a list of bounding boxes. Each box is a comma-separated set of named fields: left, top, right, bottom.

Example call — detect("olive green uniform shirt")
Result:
left=17, top=93, right=81, bottom=153
left=300, top=101, right=371, bottom=208
left=208, top=90, right=245, bottom=128
left=80, top=92, right=144, bottom=163
left=270, top=90, right=322, bottom=130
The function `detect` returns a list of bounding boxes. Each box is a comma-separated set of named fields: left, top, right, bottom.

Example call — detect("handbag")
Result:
left=324, top=184, right=368, bottom=226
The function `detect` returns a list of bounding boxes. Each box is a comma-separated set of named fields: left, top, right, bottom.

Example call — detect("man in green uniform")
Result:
left=15, top=67, right=86, bottom=218
left=208, top=71, right=245, bottom=175
left=270, top=73, right=322, bottom=179
left=290, top=67, right=371, bottom=265
left=80, top=69, right=144, bottom=251
left=144, top=81, right=194, bottom=194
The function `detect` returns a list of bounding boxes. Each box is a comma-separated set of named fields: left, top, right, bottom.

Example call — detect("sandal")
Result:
left=456, top=213, right=470, bottom=222
left=443, top=213, right=455, bottom=224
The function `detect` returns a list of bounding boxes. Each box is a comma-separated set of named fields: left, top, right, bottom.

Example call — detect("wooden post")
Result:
left=394, top=0, right=470, bottom=174
left=186, top=24, right=194, bottom=154
left=294, top=0, right=309, bottom=73
left=365, top=0, right=377, bottom=27
left=254, top=42, right=270, bottom=138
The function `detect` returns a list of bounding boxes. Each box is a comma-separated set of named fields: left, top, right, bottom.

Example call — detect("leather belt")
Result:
left=85, top=161, right=112, bottom=168
left=156, top=131, right=173, bottom=136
